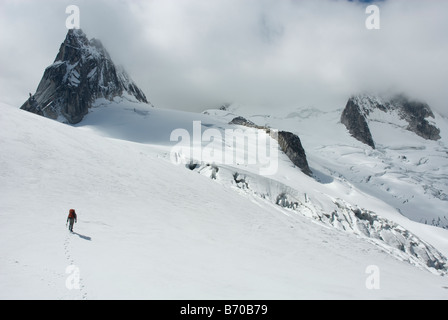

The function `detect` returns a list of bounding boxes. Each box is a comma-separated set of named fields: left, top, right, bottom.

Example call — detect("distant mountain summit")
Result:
left=341, top=94, right=441, bottom=149
left=21, top=29, right=149, bottom=124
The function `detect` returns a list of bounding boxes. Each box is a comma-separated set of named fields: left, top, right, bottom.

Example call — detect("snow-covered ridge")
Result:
left=347, top=93, right=441, bottom=142
left=207, top=101, right=448, bottom=230
left=188, top=162, right=447, bottom=275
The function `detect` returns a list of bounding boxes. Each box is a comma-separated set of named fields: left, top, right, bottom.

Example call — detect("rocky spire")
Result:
left=341, top=96, right=376, bottom=149
left=21, top=29, right=149, bottom=124
left=341, top=94, right=441, bottom=148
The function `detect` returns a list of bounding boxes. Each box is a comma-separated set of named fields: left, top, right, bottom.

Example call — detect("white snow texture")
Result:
left=1, top=98, right=448, bottom=300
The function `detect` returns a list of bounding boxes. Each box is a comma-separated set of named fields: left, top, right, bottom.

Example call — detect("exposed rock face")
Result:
left=229, top=116, right=311, bottom=176
left=341, top=94, right=441, bottom=148
left=21, top=29, right=149, bottom=124
left=276, top=131, right=312, bottom=176
left=229, top=116, right=262, bottom=129
left=341, top=97, right=376, bottom=149
left=390, top=95, right=441, bottom=141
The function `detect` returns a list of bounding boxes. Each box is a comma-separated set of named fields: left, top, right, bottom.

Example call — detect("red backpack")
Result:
left=68, top=209, right=76, bottom=219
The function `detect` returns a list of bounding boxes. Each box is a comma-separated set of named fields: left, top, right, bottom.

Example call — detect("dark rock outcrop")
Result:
left=229, top=116, right=311, bottom=176
left=276, top=131, right=312, bottom=176
left=341, top=97, right=376, bottom=149
left=341, top=94, right=441, bottom=148
left=229, top=116, right=263, bottom=129
left=21, top=29, right=149, bottom=124
left=390, top=95, right=441, bottom=141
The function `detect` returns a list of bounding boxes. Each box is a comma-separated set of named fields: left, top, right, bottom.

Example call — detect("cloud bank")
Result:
left=1, top=0, right=447, bottom=115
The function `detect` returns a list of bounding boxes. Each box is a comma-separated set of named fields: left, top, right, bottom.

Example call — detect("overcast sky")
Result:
left=0, top=0, right=447, bottom=115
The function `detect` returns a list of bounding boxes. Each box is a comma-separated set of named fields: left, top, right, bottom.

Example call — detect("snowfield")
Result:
left=205, top=103, right=448, bottom=229
left=1, top=100, right=448, bottom=299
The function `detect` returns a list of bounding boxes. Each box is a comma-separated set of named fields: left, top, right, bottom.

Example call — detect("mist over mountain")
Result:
left=1, top=0, right=447, bottom=116
left=20, top=29, right=149, bottom=124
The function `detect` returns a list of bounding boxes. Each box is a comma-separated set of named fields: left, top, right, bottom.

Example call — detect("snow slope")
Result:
left=1, top=101, right=448, bottom=299
left=205, top=104, right=448, bottom=229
